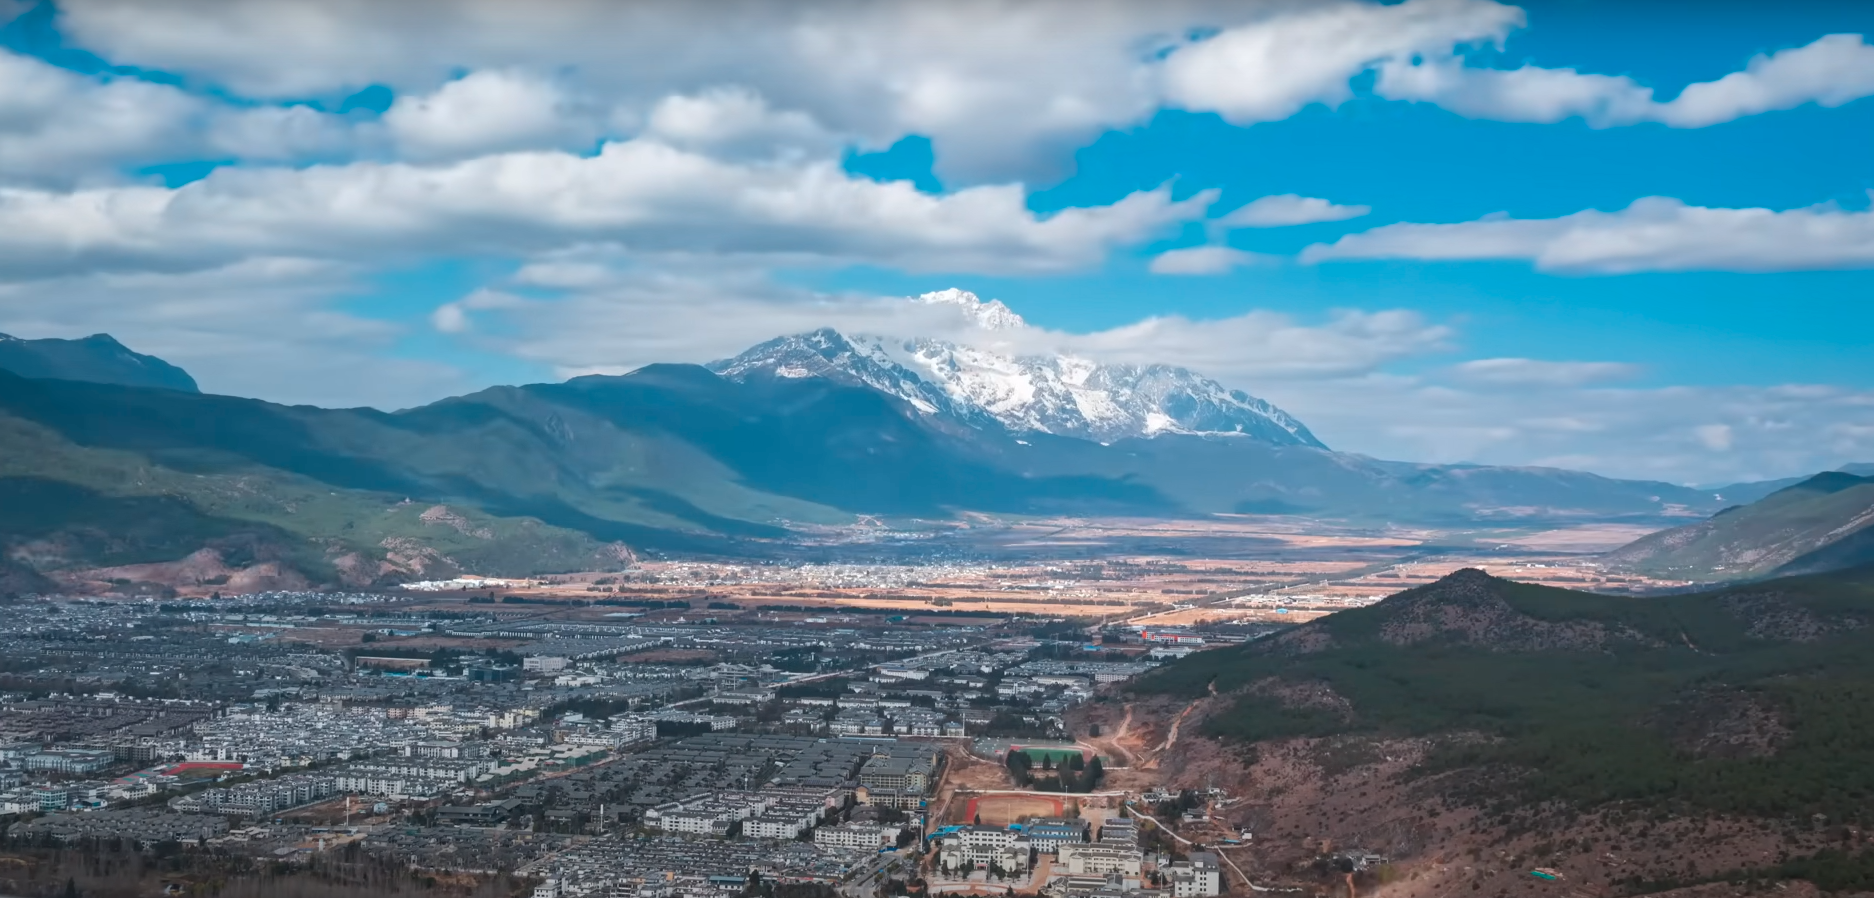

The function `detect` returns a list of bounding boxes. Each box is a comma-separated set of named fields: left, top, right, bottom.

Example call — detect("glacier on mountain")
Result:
left=709, top=290, right=1325, bottom=448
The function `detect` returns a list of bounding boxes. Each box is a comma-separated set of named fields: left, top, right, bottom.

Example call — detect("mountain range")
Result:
left=0, top=301, right=1791, bottom=591
left=711, top=290, right=1323, bottom=447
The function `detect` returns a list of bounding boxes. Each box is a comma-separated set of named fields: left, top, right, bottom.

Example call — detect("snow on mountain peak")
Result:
left=916, top=288, right=1026, bottom=331
left=709, top=290, right=1326, bottom=449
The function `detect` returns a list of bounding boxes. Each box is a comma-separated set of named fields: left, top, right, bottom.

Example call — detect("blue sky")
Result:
left=0, top=0, right=1870, bottom=484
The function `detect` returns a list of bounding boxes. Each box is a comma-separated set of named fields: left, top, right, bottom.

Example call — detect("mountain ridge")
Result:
left=1607, top=471, right=1874, bottom=581
left=0, top=331, right=200, bottom=393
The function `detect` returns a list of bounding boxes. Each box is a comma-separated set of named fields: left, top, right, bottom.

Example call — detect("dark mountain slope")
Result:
left=1136, top=566, right=1874, bottom=819
left=0, top=402, right=635, bottom=592
left=1607, top=472, right=1874, bottom=580
left=0, top=332, right=199, bottom=392
left=0, top=362, right=1174, bottom=588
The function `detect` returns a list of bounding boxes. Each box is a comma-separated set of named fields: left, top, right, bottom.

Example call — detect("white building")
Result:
left=1059, top=843, right=1144, bottom=876
left=1165, top=853, right=1222, bottom=897
left=643, top=792, right=773, bottom=836
left=814, top=823, right=902, bottom=851
left=608, top=716, right=658, bottom=746
left=938, top=826, right=1032, bottom=873
left=743, top=815, right=806, bottom=840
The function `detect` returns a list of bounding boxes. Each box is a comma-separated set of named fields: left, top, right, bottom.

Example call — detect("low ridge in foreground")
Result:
left=1115, top=565, right=1874, bottom=897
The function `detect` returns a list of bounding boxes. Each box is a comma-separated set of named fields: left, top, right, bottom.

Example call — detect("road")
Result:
left=841, top=851, right=910, bottom=898
left=1122, top=800, right=1296, bottom=894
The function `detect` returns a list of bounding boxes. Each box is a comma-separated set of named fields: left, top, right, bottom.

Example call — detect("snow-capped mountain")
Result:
left=709, top=290, right=1325, bottom=448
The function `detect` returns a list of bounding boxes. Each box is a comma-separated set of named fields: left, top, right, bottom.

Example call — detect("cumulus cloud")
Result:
left=1301, top=196, right=1874, bottom=273
left=0, top=140, right=1209, bottom=279
left=1375, top=56, right=1656, bottom=125
left=1213, top=194, right=1370, bottom=228
left=1161, top=0, right=1524, bottom=124
left=0, top=49, right=201, bottom=185
left=1147, top=246, right=1273, bottom=275
left=50, top=0, right=1212, bottom=183
left=1662, top=34, right=1874, bottom=126
left=29, top=1, right=1874, bottom=187
left=383, top=69, right=592, bottom=161
left=1450, top=358, right=1640, bottom=386
left=1376, top=33, right=1874, bottom=127
left=643, top=87, right=838, bottom=161
left=0, top=48, right=355, bottom=187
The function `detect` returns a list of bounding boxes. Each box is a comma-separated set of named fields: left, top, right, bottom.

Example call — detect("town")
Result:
left=0, top=587, right=1280, bottom=898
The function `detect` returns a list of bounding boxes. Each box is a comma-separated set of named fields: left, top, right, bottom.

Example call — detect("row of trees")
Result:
left=1005, top=750, right=1105, bottom=792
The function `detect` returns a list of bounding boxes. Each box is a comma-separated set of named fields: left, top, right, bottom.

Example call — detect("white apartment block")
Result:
left=814, top=823, right=902, bottom=851
left=938, top=826, right=1032, bottom=873
left=1058, top=843, right=1144, bottom=876
left=1165, top=853, right=1222, bottom=897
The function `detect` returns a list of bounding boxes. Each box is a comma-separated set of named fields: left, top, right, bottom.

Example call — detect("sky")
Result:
left=0, top=0, right=1871, bottom=486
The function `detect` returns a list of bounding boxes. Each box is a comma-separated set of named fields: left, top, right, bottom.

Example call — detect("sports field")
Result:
left=960, top=793, right=1065, bottom=826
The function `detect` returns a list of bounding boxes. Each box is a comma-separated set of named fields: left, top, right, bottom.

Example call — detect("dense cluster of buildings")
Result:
left=0, top=587, right=1251, bottom=898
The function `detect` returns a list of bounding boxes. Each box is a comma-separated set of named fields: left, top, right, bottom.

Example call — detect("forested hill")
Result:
left=1135, top=565, right=1874, bottom=820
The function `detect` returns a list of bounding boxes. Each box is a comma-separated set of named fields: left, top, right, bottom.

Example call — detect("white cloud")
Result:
left=1301, top=196, right=1874, bottom=273
left=1695, top=423, right=1735, bottom=452
left=1657, top=33, right=1874, bottom=127
left=1213, top=194, right=1370, bottom=228
left=0, top=48, right=202, bottom=186
left=383, top=69, right=591, bottom=161
left=1450, top=358, right=1640, bottom=387
left=1375, top=56, right=1656, bottom=125
left=25, top=1, right=1872, bottom=189
left=1161, top=0, right=1523, bottom=124
left=1375, top=33, right=1874, bottom=128
left=643, top=87, right=837, bottom=161
left=0, top=47, right=355, bottom=187
left=49, top=0, right=1219, bottom=184
left=1147, top=245, right=1273, bottom=275
left=0, top=140, right=1208, bottom=279
left=27, top=0, right=1685, bottom=185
